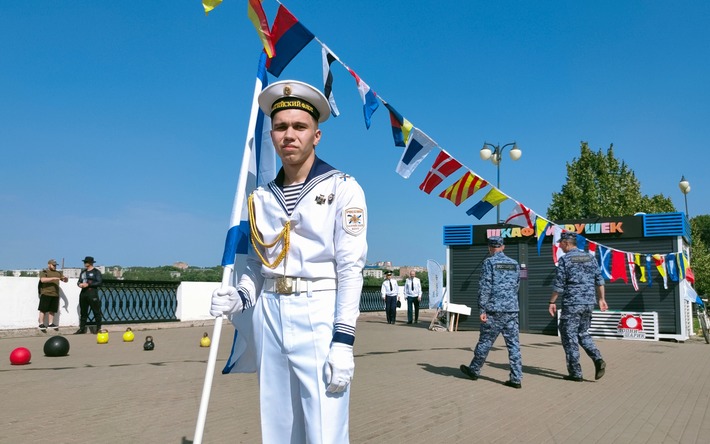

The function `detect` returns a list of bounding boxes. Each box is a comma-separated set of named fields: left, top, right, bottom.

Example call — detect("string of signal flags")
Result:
left=200, top=0, right=696, bottom=294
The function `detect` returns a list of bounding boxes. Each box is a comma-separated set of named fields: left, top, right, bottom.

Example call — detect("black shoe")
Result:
left=460, top=365, right=478, bottom=380
left=39, top=324, right=47, bottom=330
left=74, top=328, right=87, bottom=335
left=563, top=375, right=584, bottom=382
left=504, top=380, right=522, bottom=389
left=407, top=321, right=412, bottom=324
left=594, top=359, right=606, bottom=380
left=48, top=323, right=58, bottom=329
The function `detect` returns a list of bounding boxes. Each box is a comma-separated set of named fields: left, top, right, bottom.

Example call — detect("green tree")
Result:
left=180, top=266, right=222, bottom=282
left=690, top=217, right=710, bottom=297
left=691, top=215, right=710, bottom=246
left=362, top=271, right=434, bottom=288
left=548, top=142, right=675, bottom=219
left=102, top=270, right=116, bottom=279
left=122, top=266, right=179, bottom=281
left=416, top=271, right=429, bottom=288
left=363, top=275, right=384, bottom=286
left=636, top=194, right=676, bottom=215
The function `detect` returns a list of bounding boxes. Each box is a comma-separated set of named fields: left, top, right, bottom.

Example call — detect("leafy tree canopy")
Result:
left=691, top=215, right=710, bottom=247
left=690, top=217, right=710, bottom=297
left=117, top=266, right=223, bottom=282
left=547, top=142, right=675, bottom=220
left=363, top=270, right=432, bottom=287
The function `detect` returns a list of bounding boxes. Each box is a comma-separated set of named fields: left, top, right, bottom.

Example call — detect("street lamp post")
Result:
left=480, top=142, right=522, bottom=223
left=679, top=175, right=691, bottom=219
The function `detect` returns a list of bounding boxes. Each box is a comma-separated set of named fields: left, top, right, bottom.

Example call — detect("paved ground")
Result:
left=2, top=312, right=710, bottom=444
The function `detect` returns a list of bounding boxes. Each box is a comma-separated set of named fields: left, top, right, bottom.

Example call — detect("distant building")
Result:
left=62, top=266, right=106, bottom=279
left=398, top=266, right=426, bottom=278
left=363, top=263, right=437, bottom=280
left=62, top=268, right=81, bottom=279
left=373, top=261, right=393, bottom=269
left=173, top=261, right=189, bottom=270
left=10, top=269, right=39, bottom=277
left=363, top=265, right=384, bottom=279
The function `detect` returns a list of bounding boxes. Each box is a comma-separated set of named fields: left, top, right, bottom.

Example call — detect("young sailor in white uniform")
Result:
left=211, top=79, right=368, bottom=443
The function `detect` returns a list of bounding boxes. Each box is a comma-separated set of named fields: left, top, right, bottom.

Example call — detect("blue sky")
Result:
left=1, top=1, right=708, bottom=270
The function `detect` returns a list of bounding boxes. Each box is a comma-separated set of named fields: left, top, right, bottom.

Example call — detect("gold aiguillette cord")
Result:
left=248, top=194, right=290, bottom=270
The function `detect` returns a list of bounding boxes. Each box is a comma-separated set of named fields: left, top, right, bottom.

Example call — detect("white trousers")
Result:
left=254, top=289, right=350, bottom=444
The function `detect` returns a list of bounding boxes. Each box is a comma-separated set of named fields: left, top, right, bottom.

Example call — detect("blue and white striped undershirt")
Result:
left=282, top=182, right=304, bottom=214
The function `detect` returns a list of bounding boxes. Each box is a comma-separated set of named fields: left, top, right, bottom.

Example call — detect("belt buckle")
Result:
left=276, top=277, right=294, bottom=294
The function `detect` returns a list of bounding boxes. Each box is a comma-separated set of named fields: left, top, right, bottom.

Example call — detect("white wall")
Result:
left=0, top=277, right=81, bottom=328
left=0, top=277, right=216, bottom=330
left=176, top=281, right=218, bottom=321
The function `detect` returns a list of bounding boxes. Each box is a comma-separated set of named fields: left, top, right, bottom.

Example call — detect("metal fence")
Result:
left=88, top=280, right=180, bottom=325
left=359, top=286, right=430, bottom=312
left=85, top=281, right=428, bottom=325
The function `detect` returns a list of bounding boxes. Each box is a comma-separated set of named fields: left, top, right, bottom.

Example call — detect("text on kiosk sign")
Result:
left=488, top=222, right=624, bottom=240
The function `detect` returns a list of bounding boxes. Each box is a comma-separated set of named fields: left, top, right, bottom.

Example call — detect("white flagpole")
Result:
left=193, top=62, right=266, bottom=444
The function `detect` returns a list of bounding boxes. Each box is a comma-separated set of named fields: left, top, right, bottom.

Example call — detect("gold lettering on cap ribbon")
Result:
left=271, top=99, right=315, bottom=114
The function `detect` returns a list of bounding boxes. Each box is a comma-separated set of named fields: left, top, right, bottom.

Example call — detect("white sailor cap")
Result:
left=258, top=80, right=331, bottom=123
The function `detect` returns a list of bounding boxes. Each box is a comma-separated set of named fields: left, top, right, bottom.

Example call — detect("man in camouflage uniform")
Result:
left=549, top=232, right=608, bottom=382
left=460, top=236, right=522, bottom=389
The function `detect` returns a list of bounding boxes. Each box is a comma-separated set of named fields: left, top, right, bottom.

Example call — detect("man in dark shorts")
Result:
left=38, top=258, right=68, bottom=330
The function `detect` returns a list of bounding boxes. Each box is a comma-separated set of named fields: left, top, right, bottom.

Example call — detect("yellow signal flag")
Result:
left=202, top=0, right=223, bottom=16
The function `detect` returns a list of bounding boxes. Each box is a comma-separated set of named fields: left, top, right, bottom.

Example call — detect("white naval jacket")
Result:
left=381, top=278, right=399, bottom=297
left=238, top=157, right=368, bottom=345
left=404, top=277, right=422, bottom=298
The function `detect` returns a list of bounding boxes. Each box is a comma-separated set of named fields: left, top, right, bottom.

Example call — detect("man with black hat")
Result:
left=549, top=231, right=608, bottom=382
left=381, top=270, right=400, bottom=324
left=210, top=80, right=367, bottom=443
left=460, top=236, right=523, bottom=388
left=38, top=258, right=68, bottom=331
left=75, top=256, right=103, bottom=334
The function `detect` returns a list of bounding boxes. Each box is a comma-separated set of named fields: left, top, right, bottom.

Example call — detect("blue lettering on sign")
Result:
left=586, top=223, right=600, bottom=234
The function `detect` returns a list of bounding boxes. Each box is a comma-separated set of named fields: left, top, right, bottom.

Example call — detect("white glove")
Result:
left=210, top=286, right=251, bottom=317
left=325, top=343, right=354, bottom=393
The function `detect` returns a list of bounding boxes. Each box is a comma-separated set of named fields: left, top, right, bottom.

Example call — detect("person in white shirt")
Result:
left=381, top=271, right=399, bottom=324
left=404, top=270, right=423, bottom=324
left=210, top=79, right=368, bottom=443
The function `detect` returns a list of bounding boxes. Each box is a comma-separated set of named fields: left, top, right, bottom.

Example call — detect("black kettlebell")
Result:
left=143, top=335, right=155, bottom=351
